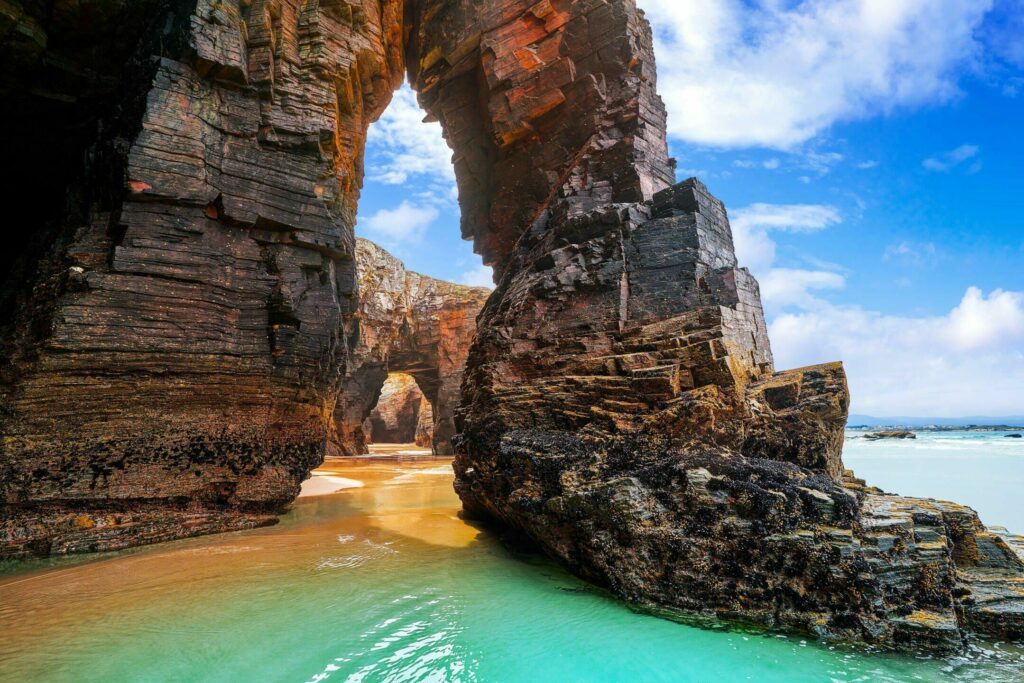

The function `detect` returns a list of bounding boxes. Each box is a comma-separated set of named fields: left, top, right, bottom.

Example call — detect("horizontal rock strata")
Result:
left=333, top=238, right=488, bottom=456
left=452, top=176, right=1024, bottom=652
left=1, top=0, right=408, bottom=555
left=0, top=0, right=1020, bottom=655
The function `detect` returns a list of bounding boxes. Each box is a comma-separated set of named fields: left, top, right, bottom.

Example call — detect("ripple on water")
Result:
left=316, top=539, right=398, bottom=571
left=2, top=455, right=1023, bottom=682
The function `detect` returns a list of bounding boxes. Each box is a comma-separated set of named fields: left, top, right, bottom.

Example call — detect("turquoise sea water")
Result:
left=1, top=450, right=1022, bottom=683
left=844, top=430, right=1024, bottom=533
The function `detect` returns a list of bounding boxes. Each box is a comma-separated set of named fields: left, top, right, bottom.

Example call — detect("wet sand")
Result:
left=0, top=445, right=473, bottom=675
left=2, top=444, right=1020, bottom=682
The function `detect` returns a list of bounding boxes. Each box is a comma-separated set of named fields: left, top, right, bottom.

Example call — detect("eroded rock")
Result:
left=366, top=374, right=427, bottom=445
left=333, top=238, right=489, bottom=456
left=0, top=0, right=1021, bottom=655
left=865, top=431, right=917, bottom=440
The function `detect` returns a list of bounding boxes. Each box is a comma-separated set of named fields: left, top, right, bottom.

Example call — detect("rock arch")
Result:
left=0, top=0, right=1021, bottom=650
left=333, top=239, right=488, bottom=456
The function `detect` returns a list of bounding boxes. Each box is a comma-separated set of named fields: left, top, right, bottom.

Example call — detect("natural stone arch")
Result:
left=333, top=239, right=488, bottom=456
left=0, top=0, right=1021, bottom=651
left=364, top=373, right=426, bottom=445
left=1, top=0, right=667, bottom=518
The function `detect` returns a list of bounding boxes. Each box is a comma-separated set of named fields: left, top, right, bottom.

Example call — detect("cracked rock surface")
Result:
left=0, top=0, right=1021, bottom=654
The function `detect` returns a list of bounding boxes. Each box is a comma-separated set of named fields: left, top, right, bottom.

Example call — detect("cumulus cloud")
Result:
left=730, top=203, right=842, bottom=273
left=366, top=85, right=455, bottom=189
left=769, top=288, right=1024, bottom=415
left=922, top=144, right=981, bottom=172
left=359, top=201, right=438, bottom=246
left=946, top=287, right=1024, bottom=351
left=728, top=204, right=1024, bottom=416
left=640, top=0, right=993, bottom=148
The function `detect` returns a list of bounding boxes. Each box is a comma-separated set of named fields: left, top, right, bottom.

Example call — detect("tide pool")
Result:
left=1, top=452, right=1021, bottom=682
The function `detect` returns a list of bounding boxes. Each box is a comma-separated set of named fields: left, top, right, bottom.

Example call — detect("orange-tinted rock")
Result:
left=367, top=374, right=426, bottom=444
left=1, top=0, right=408, bottom=551
left=0, top=0, right=1021, bottom=653
left=333, top=239, right=488, bottom=456
left=415, top=397, right=434, bottom=449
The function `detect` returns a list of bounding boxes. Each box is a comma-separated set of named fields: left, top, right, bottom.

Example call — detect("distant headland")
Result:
left=848, top=414, right=1024, bottom=431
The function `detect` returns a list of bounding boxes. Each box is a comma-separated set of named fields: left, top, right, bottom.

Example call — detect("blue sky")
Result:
left=356, top=0, right=1024, bottom=417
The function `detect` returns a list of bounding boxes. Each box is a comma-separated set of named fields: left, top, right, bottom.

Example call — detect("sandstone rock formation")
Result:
left=366, top=373, right=427, bottom=445
left=2, top=0, right=409, bottom=556
left=415, top=398, right=434, bottom=449
left=0, top=0, right=1021, bottom=654
left=333, top=238, right=488, bottom=456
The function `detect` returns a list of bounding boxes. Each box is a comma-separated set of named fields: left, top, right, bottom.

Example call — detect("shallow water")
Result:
left=844, top=430, right=1024, bottom=533
left=1, top=447, right=1022, bottom=682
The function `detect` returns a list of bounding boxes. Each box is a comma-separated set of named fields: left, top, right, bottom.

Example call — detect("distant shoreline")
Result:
left=847, top=425, right=1024, bottom=432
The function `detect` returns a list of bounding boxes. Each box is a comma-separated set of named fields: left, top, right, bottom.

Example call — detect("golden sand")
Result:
left=0, top=445, right=478, bottom=658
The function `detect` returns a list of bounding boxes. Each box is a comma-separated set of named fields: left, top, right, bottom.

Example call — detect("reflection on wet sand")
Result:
left=0, top=445, right=476, bottom=672
left=1, top=447, right=1020, bottom=682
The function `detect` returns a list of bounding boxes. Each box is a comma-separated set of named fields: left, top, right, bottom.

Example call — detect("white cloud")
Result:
left=641, top=0, right=993, bottom=148
left=460, top=264, right=495, bottom=288
left=946, top=287, right=1024, bottom=351
left=884, top=240, right=939, bottom=266
left=856, top=160, right=879, bottom=170
left=763, top=158, right=781, bottom=170
left=731, top=203, right=841, bottom=272
left=760, top=268, right=846, bottom=310
left=732, top=203, right=842, bottom=235
left=729, top=203, right=845, bottom=312
left=359, top=201, right=438, bottom=246
left=769, top=287, right=1024, bottom=415
left=805, top=151, right=845, bottom=175
left=367, top=84, right=456, bottom=189
left=922, top=144, right=981, bottom=171
left=728, top=206, right=1023, bottom=416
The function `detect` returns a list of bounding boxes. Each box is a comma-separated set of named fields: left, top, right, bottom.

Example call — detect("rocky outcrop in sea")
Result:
left=0, top=0, right=1020, bottom=653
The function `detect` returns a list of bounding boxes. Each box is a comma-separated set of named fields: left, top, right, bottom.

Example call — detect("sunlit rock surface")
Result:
left=0, top=0, right=1020, bottom=653
left=366, top=374, right=428, bottom=445
left=334, top=239, right=489, bottom=456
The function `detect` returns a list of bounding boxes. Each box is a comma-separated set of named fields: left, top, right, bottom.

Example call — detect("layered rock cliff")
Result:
left=334, top=238, right=489, bottom=456
left=453, top=178, right=1024, bottom=651
left=0, top=0, right=1021, bottom=654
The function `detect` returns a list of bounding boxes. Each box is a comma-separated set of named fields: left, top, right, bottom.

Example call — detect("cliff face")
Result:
left=334, top=238, right=488, bottom=456
left=0, top=0, right=1021, bottom=653
left=453, top=178, right=1024, bottom=650
left=1, top=0, right=408, bottom=553
left=415, top=397, right=434, bottom=449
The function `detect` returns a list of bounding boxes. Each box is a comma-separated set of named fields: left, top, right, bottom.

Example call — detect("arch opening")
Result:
left=363, top=372, right=432, bottom=447
left=332, top=238, right=488, bottom=458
